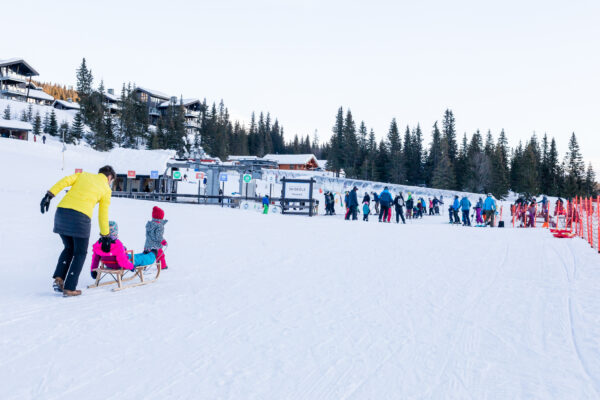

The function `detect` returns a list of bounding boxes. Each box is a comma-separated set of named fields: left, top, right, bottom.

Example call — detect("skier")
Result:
left=406, top=193, right=414, bottom=219
left=452, top=195, right=461, bottom=224
left=262, top=194, right=270, bottom=214
left=475, top=197, right=484, bottom=225
left=433, top=196, right=440, bottom=215
left=345, top=187, right=358, bottom=220
left=393, top=192, right=406, bottom=224
left=41, top=165, right=116, bottom=296
left=373, top=192, right=380, bottom=214
left=483, top=193, right=497, bottom=227
left=42, top=135, right=46, bottom=144
left=378, top=187, right=393, bottom=222
left=428, top=198, right=434, bottom=215
left=362, top=201, right=370, bottom=222
left=460, top=195, right=472, bottom=226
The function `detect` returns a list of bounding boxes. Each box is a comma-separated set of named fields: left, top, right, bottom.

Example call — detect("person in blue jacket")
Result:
left=345, top=186, right=359, bottom=220
left=483, top=193, right=497, bottom=226
left=460, top=195, right=472, bottom=226
left=452, top=195, right=461, bottom=224
left=378, top=187, right=393, bottom=222
left=262, top=195, right=270, bottom=214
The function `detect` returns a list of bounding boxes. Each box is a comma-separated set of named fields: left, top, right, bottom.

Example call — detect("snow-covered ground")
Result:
left=2, top=137, right=600, bottom=399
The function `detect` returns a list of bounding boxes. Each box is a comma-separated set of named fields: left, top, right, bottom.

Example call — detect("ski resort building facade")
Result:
left=263, top=154, right=320, bottom=171
left=0, top=119, right=32, bottom=141
left=0, top=59, right=54, bottom=106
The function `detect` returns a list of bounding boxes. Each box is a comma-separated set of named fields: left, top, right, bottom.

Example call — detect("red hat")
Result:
left=152, top=206, right=165, bottom=220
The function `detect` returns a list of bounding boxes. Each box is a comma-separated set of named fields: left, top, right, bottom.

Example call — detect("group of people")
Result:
left=339, top=187, right=446, bottom=224
left=41, top=166, right=168, bottom=297
left=449, top=193, right=497, bottom=227
left=511, top=195, right=550, bottom=227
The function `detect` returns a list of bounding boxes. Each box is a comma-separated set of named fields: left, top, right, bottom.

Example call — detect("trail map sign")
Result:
left=127, top=170, right=136, bottom=179
left=173, top=171, right=182, bottom=180
left=150, top=170, right=159, bottom=179
left=280, top=177, right=316, bottom=217
left=243, top=174, right=252, bottom=183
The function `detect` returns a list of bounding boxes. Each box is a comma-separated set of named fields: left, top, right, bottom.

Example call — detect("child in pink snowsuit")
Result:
left=90, top=221, right=134, bottom=278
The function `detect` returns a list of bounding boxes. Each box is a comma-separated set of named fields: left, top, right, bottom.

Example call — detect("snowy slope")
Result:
left=2, top=138, right=600, bottom=399
left=0, top=98, right=77, bottom=127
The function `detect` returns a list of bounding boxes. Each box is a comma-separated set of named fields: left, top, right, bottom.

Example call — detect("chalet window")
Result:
left=139, top=92, right=148, bottom=102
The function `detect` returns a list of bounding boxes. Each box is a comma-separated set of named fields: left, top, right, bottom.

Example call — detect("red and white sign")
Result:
left=75, top=168, right=83, bottom=173
left=127, top=170, right=136, bottom=178
left=196, top=172, right=205, bottom=180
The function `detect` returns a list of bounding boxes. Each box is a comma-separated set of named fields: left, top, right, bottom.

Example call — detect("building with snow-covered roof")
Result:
left=104, top=89, right=120, bottom=114
left=263, top=154, right=319, bottom=171
left=158, top=97, right=203, bottom=133
left=53, top=99, right=80, bottom=111
left=135, top=86, right=170, bottom=124
left=0, top=59, right=54, bottom=105
left=0, top=119, right=32, bottom=141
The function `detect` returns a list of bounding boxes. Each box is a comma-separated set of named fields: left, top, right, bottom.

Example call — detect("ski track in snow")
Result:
left=2, top=139, right=600, bottom=399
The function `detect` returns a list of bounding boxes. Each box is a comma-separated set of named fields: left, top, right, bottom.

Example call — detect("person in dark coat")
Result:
left=362, top=192, right=370, bottom=205
left=345, top=187, right=359, bottom=220
left=393, top=193, right=406, bottom=224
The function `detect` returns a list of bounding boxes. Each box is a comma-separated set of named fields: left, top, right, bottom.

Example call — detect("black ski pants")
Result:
left=395, top=206, right=405, bottom=224
left=53, top=234, right=89, bottom=291
left=462, top=210, right=471, bottom=226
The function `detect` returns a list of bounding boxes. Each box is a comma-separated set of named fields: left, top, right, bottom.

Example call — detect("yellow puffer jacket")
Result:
left=49, top=172, right=112, bottom=235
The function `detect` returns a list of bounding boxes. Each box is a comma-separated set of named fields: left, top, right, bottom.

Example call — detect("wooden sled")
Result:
left=88, top=249, right=163, bottom=292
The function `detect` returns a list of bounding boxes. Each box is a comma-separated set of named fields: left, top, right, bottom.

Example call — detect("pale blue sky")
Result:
left=6, top=0, right=600, bottom=170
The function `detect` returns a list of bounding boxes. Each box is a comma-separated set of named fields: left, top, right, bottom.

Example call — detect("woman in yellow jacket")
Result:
left=41, top=165, right=116, bottom=297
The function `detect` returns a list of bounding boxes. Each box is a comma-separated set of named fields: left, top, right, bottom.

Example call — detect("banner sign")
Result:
left=285, top=182, right=310, bottom=199
left=127, top=170, right=136, bottom=178
left=150, top=170, right=159, bottom=179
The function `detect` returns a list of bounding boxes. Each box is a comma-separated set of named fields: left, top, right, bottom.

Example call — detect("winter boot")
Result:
left=63, top=289, right=82, bottom=297
left=53, top=277, right=64, bottom=293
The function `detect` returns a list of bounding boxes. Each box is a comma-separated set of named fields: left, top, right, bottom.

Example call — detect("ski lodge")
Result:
left=0, top=119, right=32, bottom=141
left=263, top=154, right=320, bottom=171
left=0, top=59, right=54, bottom=105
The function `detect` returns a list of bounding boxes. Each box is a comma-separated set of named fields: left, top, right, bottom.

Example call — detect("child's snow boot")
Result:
left=53, top=277, right=64, bottom=293
left=63, top=289, right=82, bottom=297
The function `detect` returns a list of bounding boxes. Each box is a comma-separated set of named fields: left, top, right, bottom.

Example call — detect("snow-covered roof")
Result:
left=317, top=159, right=328, bottom=169
left=136, top=86, right=171, bottom=100
left=53, top=100, right=80, bottom=110
left=104, top=92, right=119, bottom=102
left=158, top=98, right=200, bottom=108
left=105, top=148, right=176, bottom=176
left=263, top=154, right=318, bottom=165
left=27, top=89, right=54, bottom=101
left=0, top=119, right=33, bottom=131
left=228, top=155, right=261, bottom=161
left=0, top=58, right=39, bottom=76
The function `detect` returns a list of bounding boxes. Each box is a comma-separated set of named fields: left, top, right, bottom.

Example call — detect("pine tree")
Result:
left=564, top=132, right=585, bottom=198
left=3, top=105, right=11, bottom=120
left=20, top=109, right=28, bottom=122
left=425, top=121, right=442, bottom=186
left=42, top=111, right=50, bottom=133
left=386, top=118, right=403, bottom=184
left=547, top=138, right=560, bottom=196
left=70, top=112, right=84, bottom=144
left=375, top=139, right=390, bottom=182
left=33, top=111, right=42, bottom=137
left=48, top=110, right=58, bottom=136
left=343, top=109, right=358, bottom=177
left=432, top=139, right=456, bottom=189
left=26, top=104, right=33, bottom=122
left=584, top=163, right=597, bottom=197
left=329, top=107, right=345, bottom=174
left=59, top=121, right=70, bottom=143
left=454, top=134, right=469, bottom=190
left=442, top=109, right=457, bottom=162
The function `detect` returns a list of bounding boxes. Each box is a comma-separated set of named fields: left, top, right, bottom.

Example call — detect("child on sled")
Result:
left=90, top=221, right=134, bottom=278
left=138, top=206, right=168, bottom=269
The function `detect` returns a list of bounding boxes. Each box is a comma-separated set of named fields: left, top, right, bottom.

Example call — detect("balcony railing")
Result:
left=0, top=72, right=29, bottom=82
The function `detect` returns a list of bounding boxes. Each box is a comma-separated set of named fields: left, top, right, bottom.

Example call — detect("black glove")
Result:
left=40, top=192, right=54, bottom=214
left=100, top=236, right=112, bottom=253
